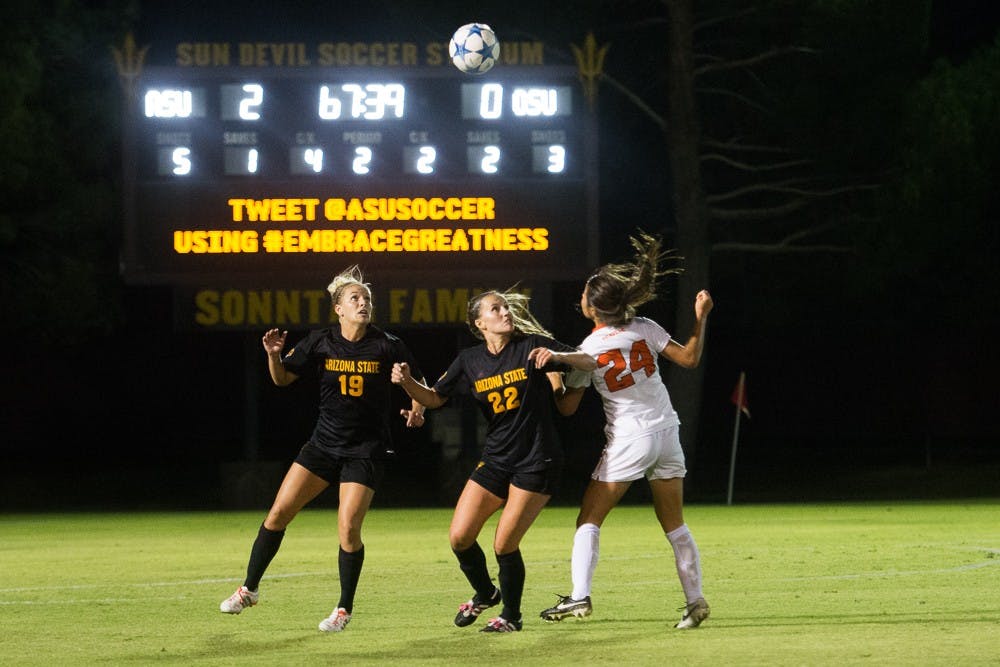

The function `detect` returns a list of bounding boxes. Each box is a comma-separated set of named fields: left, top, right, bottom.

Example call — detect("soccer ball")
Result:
left=449, top=23, right=500, bottom=74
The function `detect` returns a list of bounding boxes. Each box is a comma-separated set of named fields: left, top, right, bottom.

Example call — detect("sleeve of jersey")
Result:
left=395, top=339, right=424, bottom=383
left=640, top=317, right=672, bottom=353
left=431, top=355, right=467, bottom=397
left=564, top=367, right=593, bottom=389
left=280, top=331, right=318, bottom=375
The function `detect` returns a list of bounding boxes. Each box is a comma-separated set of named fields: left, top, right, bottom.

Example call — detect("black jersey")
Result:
left=280, top=325, right=422, bottom=459
left=433, top=333, right=575, bottom=472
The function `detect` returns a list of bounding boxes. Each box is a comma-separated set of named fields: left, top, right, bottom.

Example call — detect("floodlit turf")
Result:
left=1, top=501, right=998, bottom=665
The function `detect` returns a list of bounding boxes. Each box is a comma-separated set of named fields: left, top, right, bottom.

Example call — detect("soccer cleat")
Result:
left=539, top=594, right=592, bottom=621
left=219, top=585, right=258, bottom=614
left=318, top=607, right=352, bottom=632
left=674, top=597, right=710, bottom=629
left=480, top=616, right=523, bottom=633
left=454, top=588, right=501, bottom=627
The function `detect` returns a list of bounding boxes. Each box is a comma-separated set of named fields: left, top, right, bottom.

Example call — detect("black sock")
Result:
left=496, top=549, right=525, bottom=621
left=453, top=542, right=497, bottom=600
left=245, top=523, right=285, bottom=591
left=337, top=545, right=365, bottom=613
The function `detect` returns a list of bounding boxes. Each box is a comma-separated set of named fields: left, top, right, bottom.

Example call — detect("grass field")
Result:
left=2, top=501, right=998, bottom=665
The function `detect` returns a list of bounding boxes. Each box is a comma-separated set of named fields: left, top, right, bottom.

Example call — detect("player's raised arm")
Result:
left=262, top=328, right=298, bottom=386
left=392, top=362, right=448, bottom=409
left=528, top=347, right=597, bottom=371
left=662, top=289, right=714, bottom=369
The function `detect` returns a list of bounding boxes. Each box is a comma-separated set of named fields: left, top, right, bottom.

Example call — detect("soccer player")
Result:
left=219, top=265, right=426, bottom=632
left=391, top=289, right=596, bottom=633
left=539, top=232, right=714, bottom=629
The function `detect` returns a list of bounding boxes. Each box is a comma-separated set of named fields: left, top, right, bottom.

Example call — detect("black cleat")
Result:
left=480, top=616, right=523, bottom=633
left=674, top=597, right=710, bottom=629
left=539, top=594, right=592, bottom=622
left=454, top=588, right=501, bottom=627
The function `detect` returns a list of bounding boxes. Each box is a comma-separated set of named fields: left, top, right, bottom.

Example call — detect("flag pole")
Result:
left=726, top=371, right=746, bottom=506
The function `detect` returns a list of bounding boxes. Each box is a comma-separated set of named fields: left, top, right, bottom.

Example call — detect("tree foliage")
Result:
left=869, top=34, right=1000, bottom=319
left=0, top=1, right=132, bottom=344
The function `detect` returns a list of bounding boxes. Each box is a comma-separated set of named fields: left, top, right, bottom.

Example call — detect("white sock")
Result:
left=571, top=523, right=600, bottom=600
left=666, top=524, right=703, bottom=603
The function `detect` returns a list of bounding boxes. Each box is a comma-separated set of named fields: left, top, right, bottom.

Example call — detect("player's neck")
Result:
left=484, top=333, right=508, bottom=355
left=340, top=321, right=367, bottom=342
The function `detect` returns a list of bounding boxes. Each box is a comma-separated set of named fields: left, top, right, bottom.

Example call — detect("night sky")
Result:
left=2, top=1, right=998, bottom=510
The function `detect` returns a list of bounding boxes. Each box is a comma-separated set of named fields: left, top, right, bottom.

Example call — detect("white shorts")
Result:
left=591, top=425, right=686, bottom=482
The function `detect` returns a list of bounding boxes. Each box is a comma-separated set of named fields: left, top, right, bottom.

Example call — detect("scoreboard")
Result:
left=121, top=65, right=599, bottom=286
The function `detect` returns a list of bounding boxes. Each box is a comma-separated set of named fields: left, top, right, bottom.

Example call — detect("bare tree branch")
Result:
left=696, top=86, right=773, bottom=114
left=692, top=5, right=757, bottom=33
left=695, top=46, right=819, bottom=76
left=599, top=74, right=667, bottom=131
left=709, top=198, right=811, bottom=220
left=700, top=153, right=814, bottom=171
left=712, top=241, right=854, bottom=253
left=702, top=137, right=795, bottom=153
left=790, top=220, right=850, bottom=242
left=707, top=181, right=878, bottom=204
left=713, top=220, right=855, bottom=253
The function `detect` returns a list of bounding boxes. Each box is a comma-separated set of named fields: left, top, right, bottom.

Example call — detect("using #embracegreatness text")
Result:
left=172, top=196, right=551, bottom=254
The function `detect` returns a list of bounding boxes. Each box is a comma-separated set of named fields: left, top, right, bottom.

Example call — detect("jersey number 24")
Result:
left=597, top=339, right=656, bottom=392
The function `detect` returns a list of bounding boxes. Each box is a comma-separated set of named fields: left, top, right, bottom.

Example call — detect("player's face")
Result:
left=475, top=294, right=513, bottom=336
left=579, top=289, right=594, bottom=321
left=335, top=284, right=372, bottom=325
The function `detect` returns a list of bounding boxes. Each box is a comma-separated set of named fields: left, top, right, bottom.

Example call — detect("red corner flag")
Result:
left=731, top=371, right=750, bottom=419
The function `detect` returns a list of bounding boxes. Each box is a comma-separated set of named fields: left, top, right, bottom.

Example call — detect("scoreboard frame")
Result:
left=120, top=64, right=600, bottom=287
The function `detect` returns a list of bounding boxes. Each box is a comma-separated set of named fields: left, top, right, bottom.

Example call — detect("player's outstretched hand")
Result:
left=527, top=347, right=555, bottom=368
left=262, top=328, right=287, bottom=355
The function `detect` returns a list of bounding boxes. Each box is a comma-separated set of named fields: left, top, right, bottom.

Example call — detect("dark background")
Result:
left=2, top=0, right=998, bottom=510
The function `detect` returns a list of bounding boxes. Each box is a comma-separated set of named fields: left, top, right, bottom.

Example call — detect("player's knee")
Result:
left=449, top=531, right=476, bottom=551
left=265, top=507, right=296, bottom=529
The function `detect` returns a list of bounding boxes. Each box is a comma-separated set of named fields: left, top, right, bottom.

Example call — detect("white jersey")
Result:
left=577, top=316, right=680, bottom=445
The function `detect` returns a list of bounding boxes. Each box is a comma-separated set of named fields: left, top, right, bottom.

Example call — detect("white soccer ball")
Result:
left=449, top=23, right=500, bottom=75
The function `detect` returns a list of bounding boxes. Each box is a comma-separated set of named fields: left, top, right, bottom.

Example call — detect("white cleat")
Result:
left=318, top=607, right=352, bottom=632
left=220, top=585, right=258, bottom=614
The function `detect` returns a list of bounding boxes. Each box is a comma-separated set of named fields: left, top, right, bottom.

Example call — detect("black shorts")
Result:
left=469, top=460, right=560, bottom=499
left=294, top=441, right=384, bottom=490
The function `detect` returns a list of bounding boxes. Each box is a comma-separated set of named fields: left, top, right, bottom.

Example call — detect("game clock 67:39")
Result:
left=136, top=67, right=581, bottom=179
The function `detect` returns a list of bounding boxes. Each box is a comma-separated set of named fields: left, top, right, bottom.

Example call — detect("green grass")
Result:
left=2, top=501, right=999, bottom=665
